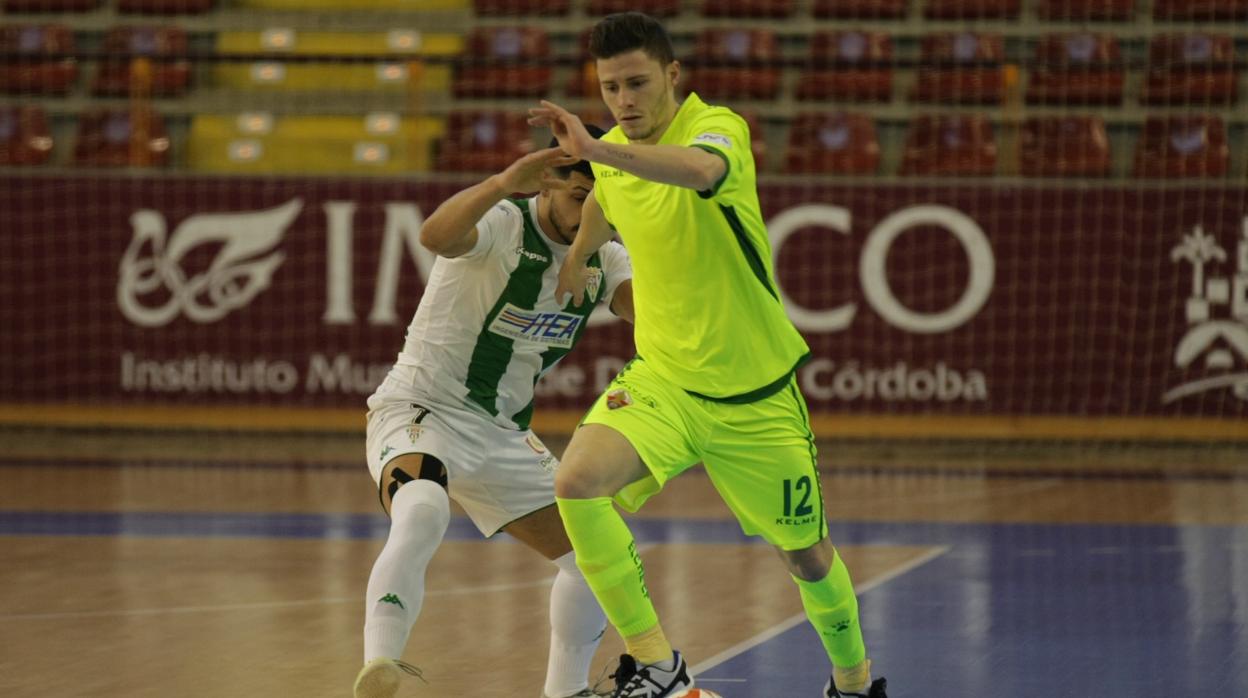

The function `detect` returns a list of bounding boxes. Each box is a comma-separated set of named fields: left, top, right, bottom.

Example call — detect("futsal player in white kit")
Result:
left=353, top=127, right=633, bottom=698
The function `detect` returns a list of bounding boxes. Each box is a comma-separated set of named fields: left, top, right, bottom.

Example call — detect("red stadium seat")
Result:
left=117, top=0, right=214, bottom=12
left=1154, top=0, right=1248, bottom=19
left=472, top=0, right=570, bottom=15
left=1020, top=116, right=1112, bottom=178
left=913, top=32, right=1004, bottom=104
left=686, top=29, right=781, bottom=100
left=812, top=0, right=906, bottom=18
left=2, top=0, right=98, bottom=10
left=796, top=31, right=893, bottom=103
left=0, top=105, right=53, bottom=165
left=73, top=108, right=170, bottom=167
left=1141, top=33, right=1237, bottom=105
left=924, top=0, right=1019, bottom=19
left=1027, top=33, right=1124, bottom=105
left=699, top=0, right=795, bottom=17
left=586, top=0, right=680, bottom=15
left=785, top=112, right=880, bottom=175
left=1132, top=115, right=1229, bottom=179
left=435, top=111, right=532, bottom=173
left=0, top=24, right=76, bottom=94
left=1036, top=0, right=1135, bottom=19
left=92, top=26, right=191, bottom=97
left=453, top=27, right=552, bottom=99
left=900, top=114, right=996, bottom=176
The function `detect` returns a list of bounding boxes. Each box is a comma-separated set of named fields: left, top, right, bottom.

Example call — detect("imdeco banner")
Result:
left=2, top=175, right=1246, bottom=418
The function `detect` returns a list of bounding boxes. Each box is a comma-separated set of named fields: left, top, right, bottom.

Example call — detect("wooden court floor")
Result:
left=0, top=426, right=1245, bottom=697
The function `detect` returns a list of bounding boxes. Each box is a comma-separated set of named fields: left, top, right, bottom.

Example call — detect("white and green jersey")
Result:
left=396, top=196, right=631, bottom=430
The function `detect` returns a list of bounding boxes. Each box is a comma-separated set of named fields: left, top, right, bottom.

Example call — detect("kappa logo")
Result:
left=1163, top=221, right=1248, bottom=403
left=515, top=246, right=550, bottom=264
left=117, top=199, right=302, bottom=327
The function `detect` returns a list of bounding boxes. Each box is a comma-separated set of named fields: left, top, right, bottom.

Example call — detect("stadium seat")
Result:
left=686, top=29, right=781, bottom=100
left=1036, top=0, right=1135, bottom=19
left=214, top=29, right=455, bottom=92
left=188, top=113, right=443, bottom=174
left=913, top=32, right=1004, bottom=104
left=453, top=27, right=552, bottom=98
left=900, top=114, right=996, bottom=176
left=435, top=111, right=532, bottom=172
left=472, top=0, right=569, bottom=15
left=1153, top=0, right=1248, bottom=19
left=0, top=24, right=76, bottom=94
left=812, top=0, right=906, bottom=18
left=699, top=0, right=795, bottom=17
left=92, top=26, right=191, bottom=97
left=1141, top=33, right=1237, bottom=105
left=1132, top=115, right=1229, bottom=179
left=784, top=112, right=880, bottom=175
left=117, top=0, right=215, bottom=12
left=1, top=0, right=98, bottom=10
left=1020, top=116, right=1112, bottom=178
left=0, top=105, right=52, bottom=165
left=73, top=108, right=170, bottom=168
left=795, top=31, right=893, bottom=102
left=586, top=0, right=680, bottom=15
left=1027, top=33, right=1124, bottom=105
left=924, top=0, right=1019, bottom=19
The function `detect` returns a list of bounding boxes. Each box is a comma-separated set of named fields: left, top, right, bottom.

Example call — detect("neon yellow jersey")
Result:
left=592, top=93, right=809, bottom=401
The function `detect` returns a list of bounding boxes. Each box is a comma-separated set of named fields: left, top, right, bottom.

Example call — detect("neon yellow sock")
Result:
left=793, top=550, right=867, bottom=669
left=556, top=497, right=661, bottom=642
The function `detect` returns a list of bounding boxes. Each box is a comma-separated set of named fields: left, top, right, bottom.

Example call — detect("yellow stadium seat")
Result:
left=187, top=113, right=445, bottom=174
left=213, top=30, right=459, bottom=92
left=235, top=0, right=467, bottom=9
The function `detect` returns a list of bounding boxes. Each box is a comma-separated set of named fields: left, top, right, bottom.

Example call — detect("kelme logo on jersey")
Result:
left=488, top=302, right=582, bottom=348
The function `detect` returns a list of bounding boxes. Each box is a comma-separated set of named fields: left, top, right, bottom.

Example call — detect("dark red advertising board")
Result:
left=2, top=175, right=1246, bottom=418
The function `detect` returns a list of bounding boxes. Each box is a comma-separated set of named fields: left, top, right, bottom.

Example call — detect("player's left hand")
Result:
left=528, top=100, right=596, bottom=161
left=555, top=254, right=596, bottom=308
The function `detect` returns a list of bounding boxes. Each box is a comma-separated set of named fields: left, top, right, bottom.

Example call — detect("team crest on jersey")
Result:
left=585, top=269, right=603, bottom=300
left=488, top=302, right=583, bottom=348
left=606, top=389, right=633, bottom=410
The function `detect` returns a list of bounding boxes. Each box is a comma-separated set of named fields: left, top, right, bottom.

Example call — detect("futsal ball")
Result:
left=673, top=690, right=725, bottom=698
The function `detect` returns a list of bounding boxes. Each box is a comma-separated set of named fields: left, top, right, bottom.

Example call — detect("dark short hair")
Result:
left=589, top=12, right=675, bottom=66
left=549, top=123, right=606, bottom=180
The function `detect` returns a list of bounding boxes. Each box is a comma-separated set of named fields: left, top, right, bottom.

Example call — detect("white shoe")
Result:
left=354, top=658, right=424, bottom=698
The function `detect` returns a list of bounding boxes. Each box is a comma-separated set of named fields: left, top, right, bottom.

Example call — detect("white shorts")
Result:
left=365, top=371, right=560, bottom=536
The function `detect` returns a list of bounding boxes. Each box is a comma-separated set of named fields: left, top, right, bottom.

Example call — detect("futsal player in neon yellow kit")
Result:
left=529, top=12, right=887, bottom=698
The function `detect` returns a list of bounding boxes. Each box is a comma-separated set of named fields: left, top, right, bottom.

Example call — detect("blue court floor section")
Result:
left=2, top=511, right=1245, bottom=698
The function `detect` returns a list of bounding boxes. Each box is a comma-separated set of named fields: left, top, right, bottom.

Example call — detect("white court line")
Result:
left=689, top=545, right=952, bottom=676
left=0, top=543, right=662, bottom=622
left=0, top=576, right=561, bottom=621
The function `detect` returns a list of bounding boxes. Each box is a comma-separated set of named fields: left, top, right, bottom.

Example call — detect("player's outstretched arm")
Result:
left=420, top=147, right=578, bottom=258
left=557, top=194, right=614, bottom=307
left=529, top=99, right=725, bottom=191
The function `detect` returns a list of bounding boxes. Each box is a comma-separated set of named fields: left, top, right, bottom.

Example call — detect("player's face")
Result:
left=545, top=171, right=593, bottom=244
left=597, top=49, right=679, bottom=144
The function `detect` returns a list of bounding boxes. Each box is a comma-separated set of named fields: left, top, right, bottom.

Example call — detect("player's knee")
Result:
left=554, top=464, right=610, bottom=499
left=382, top=454, right=448, bottom=513
left=391, top=479, right=451, bottom=533
left=780, top=538, right=836, bottom=581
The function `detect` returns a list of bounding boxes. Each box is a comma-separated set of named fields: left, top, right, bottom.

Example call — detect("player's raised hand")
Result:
left=529, top=100, right=596, bottom=160
left=495, top=146, right=580, bottom=195
left=555, top=254, right=595, bottom=308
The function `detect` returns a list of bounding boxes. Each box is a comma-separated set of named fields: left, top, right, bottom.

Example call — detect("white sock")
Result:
left=544, top=551, right=608, bottom=698
left=362, top=479, right=450, bottom=663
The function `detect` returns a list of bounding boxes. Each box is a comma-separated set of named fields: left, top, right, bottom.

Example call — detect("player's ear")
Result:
left=667, top=60, right=680, bottom=89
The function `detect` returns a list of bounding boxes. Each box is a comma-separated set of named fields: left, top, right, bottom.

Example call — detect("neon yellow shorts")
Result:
left=582, top=357, right=828, bottom=551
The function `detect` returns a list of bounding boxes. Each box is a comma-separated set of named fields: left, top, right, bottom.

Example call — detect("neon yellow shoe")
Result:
left=353, top=658, right=424, bottom=698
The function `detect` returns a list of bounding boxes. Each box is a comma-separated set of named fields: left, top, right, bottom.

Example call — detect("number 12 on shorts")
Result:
left=782, top=476, right=814, bottom=517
